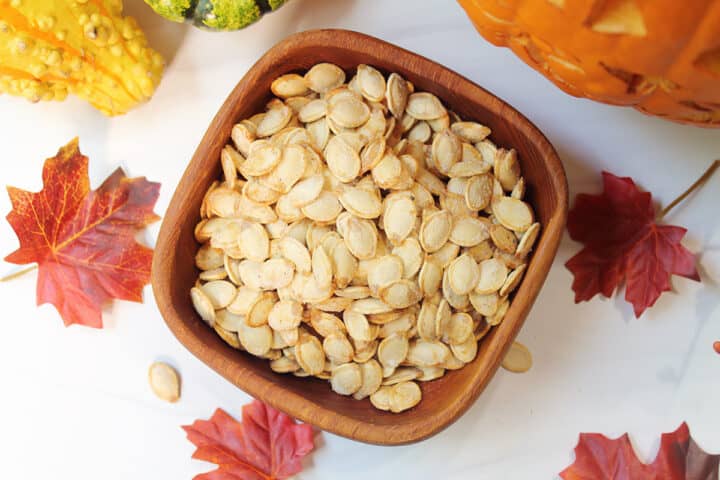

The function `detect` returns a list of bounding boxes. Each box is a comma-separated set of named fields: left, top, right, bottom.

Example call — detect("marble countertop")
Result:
left=1, top=1, right=719, bottom=478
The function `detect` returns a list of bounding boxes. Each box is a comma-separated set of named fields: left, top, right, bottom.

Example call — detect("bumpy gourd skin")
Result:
left=144, top=0, right=287, bottom=31
left=0, top=0, right=164, bottom=116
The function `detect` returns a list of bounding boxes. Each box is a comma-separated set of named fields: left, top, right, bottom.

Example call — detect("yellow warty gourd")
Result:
left=0, top=0, right=164, bottom=115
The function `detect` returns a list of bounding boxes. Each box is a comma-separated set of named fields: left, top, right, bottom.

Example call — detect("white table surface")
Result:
left=1, top=1, right=719, bottom=478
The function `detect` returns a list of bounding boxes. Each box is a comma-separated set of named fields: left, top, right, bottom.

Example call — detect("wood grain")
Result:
left=151, top=29, right=568, bottom=445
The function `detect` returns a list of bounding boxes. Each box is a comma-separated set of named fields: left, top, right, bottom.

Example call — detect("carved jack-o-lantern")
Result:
left=458, top=0, right=720, bottom=127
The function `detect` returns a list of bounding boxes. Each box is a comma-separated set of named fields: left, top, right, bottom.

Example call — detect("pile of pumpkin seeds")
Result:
left=190, top=63, right=540, bottom=413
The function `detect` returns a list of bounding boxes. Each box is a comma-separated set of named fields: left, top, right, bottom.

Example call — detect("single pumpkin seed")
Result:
left=502, top=341, right=533, bottom=373
left=148, top=362, right=181, bottom=403
left=406, top=92, right=446, bottom=120
left=304, top=63, right=346, bottom=94
left=331, top=363, right=363, bottom=395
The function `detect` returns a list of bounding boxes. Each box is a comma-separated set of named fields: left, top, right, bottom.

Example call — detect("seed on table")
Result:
left=148, top=362, right=181, bottom=403
left=502, top=341, right=533, bottom=373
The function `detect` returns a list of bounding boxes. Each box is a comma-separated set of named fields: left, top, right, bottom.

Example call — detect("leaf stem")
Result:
left=660, top=159, right=719, bottom=219
left=0, top=265, right=37, bottom=282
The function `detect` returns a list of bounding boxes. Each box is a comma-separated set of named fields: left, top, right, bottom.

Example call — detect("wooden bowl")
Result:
left=152, top=29, right=568, bottom=445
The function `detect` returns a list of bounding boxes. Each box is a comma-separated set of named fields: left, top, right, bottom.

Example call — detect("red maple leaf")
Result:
left=565, top=171, right=699, bottom=317
left=4, top=138, right=160, bottom=328
left=183, top=400, right=315, bottom=480
left=560, top=422, right=719, bottom=480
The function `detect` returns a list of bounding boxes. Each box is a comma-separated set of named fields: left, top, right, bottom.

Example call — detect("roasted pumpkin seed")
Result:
left=148, top=362, right=181, bottom=403
left=194, top=62, right=541, bottom=413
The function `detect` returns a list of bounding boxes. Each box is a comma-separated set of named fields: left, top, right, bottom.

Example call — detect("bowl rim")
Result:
left=152, top=28, right=568, bottom=445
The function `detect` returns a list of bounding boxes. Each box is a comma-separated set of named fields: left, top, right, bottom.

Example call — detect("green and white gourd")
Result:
left=144, top=0, right=289, bottom=31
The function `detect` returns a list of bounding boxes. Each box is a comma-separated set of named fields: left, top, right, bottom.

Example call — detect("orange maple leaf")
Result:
left=4, top=138, right=160, bottom=328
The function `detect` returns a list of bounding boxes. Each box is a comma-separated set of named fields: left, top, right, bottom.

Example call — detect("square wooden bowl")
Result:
left=152, top=29, right=567, bottom=445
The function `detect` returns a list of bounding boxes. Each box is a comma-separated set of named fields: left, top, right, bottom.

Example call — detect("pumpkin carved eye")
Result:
left=586, top=0, right=647, bottom=37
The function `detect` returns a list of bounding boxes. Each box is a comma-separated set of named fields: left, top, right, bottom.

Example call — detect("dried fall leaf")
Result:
left=560, top=422, right=719, bottom=480
left=565, top=171, right=700, bottom=317
left=3, top=139, right=160, bottom=328
left=183, top=400, right=315, bottom=480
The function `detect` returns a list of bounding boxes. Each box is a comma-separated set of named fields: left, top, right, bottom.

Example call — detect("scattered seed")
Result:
left=148, top=362, right=181, bottom=403
left=502, top=341, right=532, bottom=373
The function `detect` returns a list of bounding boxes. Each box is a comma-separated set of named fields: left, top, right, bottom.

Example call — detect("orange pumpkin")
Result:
left=458, top=0, right=720, bottom=127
